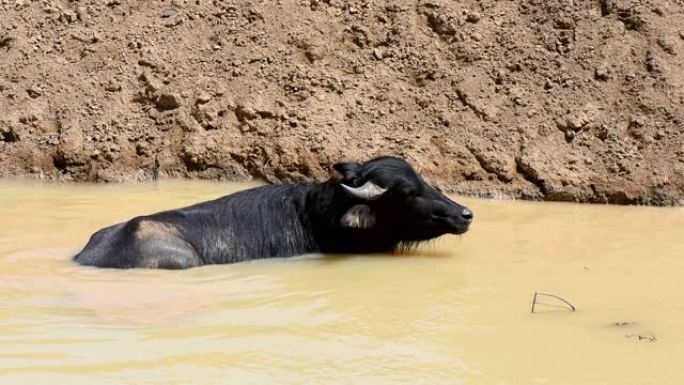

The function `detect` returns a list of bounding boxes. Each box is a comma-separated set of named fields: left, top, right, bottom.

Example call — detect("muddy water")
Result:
left=0, top=179, right=683, bottom=385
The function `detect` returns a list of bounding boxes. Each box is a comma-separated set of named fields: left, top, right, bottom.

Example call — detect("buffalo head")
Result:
left=334, top=156, right=473, bottom=242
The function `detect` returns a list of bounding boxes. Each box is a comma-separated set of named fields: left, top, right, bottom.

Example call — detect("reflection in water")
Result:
left=0, top=179, right=683, bottom=385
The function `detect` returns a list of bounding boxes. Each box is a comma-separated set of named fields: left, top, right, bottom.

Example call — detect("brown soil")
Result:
left=1, top=0, right=683, bottom=205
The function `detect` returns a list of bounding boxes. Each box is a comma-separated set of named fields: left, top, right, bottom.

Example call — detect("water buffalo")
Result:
left=73, top=156, right=473, bottom=269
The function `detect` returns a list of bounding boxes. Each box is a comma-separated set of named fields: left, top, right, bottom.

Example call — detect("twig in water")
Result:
left=531, top=291, right=576, bottom=313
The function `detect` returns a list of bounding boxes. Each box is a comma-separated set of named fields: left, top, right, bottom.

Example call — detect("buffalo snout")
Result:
left=433, top=195, right=473, bottom=235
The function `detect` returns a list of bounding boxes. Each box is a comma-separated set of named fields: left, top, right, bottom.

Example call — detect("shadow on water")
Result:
left=316, top=250, right=456, bottom=264
left=312, top=237, right=464, bottom=264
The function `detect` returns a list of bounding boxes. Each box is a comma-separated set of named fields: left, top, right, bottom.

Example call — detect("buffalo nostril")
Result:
left=461, top=208, right=473, bottom=221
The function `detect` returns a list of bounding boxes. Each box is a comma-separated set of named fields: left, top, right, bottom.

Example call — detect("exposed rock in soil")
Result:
left=0, top=0, right=683, bottom=205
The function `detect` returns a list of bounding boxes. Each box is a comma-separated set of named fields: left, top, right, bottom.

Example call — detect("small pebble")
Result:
left=196, top=93, right=211, bottom=104
left=595, top=65, right=610, bottom=81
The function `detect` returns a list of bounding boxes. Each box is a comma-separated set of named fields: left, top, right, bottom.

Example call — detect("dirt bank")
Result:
left=1, top=0, right=683, bottom=205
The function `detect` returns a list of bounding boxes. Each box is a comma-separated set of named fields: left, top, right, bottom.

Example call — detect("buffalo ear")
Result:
left=341, top=204, right=375, bottom=229
left=333, top=162, right=362, bottom=182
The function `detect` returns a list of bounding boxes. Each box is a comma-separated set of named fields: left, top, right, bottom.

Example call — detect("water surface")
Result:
left=0, top=179, right=682, bottom=385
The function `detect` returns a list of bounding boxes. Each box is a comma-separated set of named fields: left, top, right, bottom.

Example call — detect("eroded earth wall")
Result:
left=1, top=0, right=683, bottom=204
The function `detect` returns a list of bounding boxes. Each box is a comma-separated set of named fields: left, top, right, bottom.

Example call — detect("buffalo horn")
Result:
left=341, top=181, right=387, bottom=200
